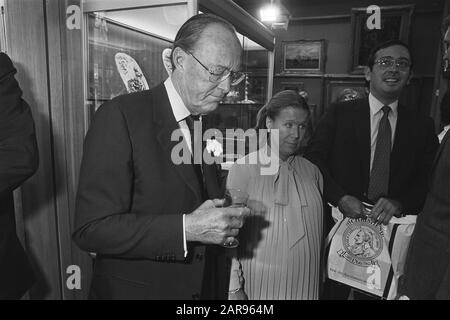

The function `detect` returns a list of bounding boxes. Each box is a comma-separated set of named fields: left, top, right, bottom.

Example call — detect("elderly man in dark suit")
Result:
left=73, top=14, right=249, bottom=300
left=305, top=40, right=438, bottom=299
left=401, top=15, right=450, bottom=300
left=0, top=52, right=39, bottom=299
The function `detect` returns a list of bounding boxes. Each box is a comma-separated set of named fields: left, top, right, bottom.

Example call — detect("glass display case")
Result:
left=199, top=0, right=275, bottom=165
left=83, top=0, right=275, bottom=164
left=83, top=1, right=192, bottom=122
left=204, top=36, right=269, bottom=130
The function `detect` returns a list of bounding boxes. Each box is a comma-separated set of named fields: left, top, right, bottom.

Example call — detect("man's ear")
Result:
left=162, top=48, right=173, bottom=76
left=266, top=116, right=273, bottom=130
left=364, top=66, right=371, bottom=82
left=171, top=47, right=186, bottom=71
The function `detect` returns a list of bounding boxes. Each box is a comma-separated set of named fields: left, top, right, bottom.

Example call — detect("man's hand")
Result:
left=369, top=198, right=403, bottom=225
left=338, top=195, right=369, bottom=219
left=185, top=199, right=250, bottom=245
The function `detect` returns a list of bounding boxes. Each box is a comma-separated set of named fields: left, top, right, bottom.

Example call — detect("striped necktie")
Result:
left=368, top=105, right=391, bottom=202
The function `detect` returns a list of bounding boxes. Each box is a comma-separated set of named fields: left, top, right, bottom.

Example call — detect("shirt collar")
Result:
left=164, top=77, right=191, bottom=122
left=368, top=92, right=398, bottom=116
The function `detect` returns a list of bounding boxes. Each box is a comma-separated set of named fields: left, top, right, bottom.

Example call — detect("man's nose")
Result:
left=388, top=62, right=400, bottom=71
left=217, top=77, right=231, bottom=93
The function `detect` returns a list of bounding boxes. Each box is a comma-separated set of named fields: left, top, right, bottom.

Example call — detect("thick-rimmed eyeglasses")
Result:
left=374, top=57, right=411, bottom=71
left=181, top=48, right=245, bottom=86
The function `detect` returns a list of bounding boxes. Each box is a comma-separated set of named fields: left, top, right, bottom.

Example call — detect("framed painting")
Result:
left=325, top=79, right=368, bottom=111
left=280, top=40, right=326, bottom=75
left=349, top=5, right=414, bottom=74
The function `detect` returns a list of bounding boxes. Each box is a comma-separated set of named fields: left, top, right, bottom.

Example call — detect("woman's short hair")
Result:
left=255, top=90, right=312, bottom=153
left=255, top=90, right=310, bottom=131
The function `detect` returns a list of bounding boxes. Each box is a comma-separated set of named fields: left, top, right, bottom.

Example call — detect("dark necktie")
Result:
left=185, top=115, right=206, bottom=199
left=368, top=106, right=392, bottom=202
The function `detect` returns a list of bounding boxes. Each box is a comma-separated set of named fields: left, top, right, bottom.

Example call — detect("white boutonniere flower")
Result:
left=206, top=138, right=223, bottom=157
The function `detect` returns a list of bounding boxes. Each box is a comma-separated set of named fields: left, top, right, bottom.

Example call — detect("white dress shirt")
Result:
left=368, top=93, right=398, bottom=172
left=164, top=77, right=193, bottom=258
left=164, top=77, right=192, bottom=152
left=438, top=124, right=450, bottom=143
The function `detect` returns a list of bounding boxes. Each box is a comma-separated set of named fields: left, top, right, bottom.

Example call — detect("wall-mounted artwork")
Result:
left=325, top=79, right=368, bottom=111
left=114, top=53, right=149, bottom=93
left=349, top=5, right=414, bottom=74
left=280, top=40, right=326, bottom=75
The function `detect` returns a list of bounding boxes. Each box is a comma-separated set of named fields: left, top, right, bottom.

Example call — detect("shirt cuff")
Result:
left=183, top=214, right=188, bottom=258
left=228, top=255, right=242, bottom=291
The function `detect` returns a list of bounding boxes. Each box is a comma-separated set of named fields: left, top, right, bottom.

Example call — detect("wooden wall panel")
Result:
left=45, top=0, right=92, bottom=299
left=54, top=0, right=92, bottom=299
left=4, top=0, right=61, bottom=299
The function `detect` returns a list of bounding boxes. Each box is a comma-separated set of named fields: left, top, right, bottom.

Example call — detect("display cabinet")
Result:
left=83, top=0, right=275, bottom=165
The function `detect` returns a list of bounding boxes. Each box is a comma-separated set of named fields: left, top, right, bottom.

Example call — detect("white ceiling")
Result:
left=91, top=3, right=264, bottom=50
left=105, top=5, right=188, bottom=41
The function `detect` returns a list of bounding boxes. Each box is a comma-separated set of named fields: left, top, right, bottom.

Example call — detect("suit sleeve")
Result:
left=397, top=117, right=439, bottom=214
left=72, top=102, right=185, bottom=261
left=304, top=104, right=346, bottom=206
left=0, top=53, right=39, bottom=194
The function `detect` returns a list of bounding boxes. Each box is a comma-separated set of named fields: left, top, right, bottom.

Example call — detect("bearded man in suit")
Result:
left=73, top=13, right=249, bottom=300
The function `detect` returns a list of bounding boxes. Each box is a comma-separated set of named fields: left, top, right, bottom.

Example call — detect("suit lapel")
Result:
left=354, top=100, right=371, bottom=188
left=152, top=84, right=203, bottom=204
left=431, top=130, right=450, bottom=173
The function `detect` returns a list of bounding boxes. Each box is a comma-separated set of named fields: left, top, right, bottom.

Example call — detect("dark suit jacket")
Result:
left=305, top=98, right=438, bottom=215
left=73, top=83, right=227, bottom=300
left=402, top=131, right=450, bottom=299
left=0, top=52, right=38, bottom=299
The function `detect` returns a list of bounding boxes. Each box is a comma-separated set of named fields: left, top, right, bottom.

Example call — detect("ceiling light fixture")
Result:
left=259, top=0, right=290, bottom=30
left=260, top=4, right=280, bottom=22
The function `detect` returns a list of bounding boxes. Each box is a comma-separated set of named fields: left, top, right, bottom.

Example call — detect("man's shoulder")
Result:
left=398, top=104, right=434, bottom=126
left=335, top=98, right=367, bottom=108
left=97, top=83, right=167, bottom=117
left=328, top=98, right=368, bottom=115
left=0, top=52, right=14, bottom=76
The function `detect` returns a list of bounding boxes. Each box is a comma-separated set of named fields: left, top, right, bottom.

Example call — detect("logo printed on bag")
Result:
left=338, top=218, right=384, bottom=266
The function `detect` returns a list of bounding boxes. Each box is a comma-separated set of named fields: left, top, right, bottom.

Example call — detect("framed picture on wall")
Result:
left=325, top=79, right=368, bottom=111
left=280, top=40, right=326, bottom=75
left=349, top=5, right=414, bottom=74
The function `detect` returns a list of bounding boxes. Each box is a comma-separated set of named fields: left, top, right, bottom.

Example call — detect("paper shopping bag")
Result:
left=326, top=207, right=416, bottom=299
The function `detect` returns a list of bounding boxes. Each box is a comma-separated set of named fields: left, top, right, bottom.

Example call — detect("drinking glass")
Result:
left=220, top=188, right=249, bottom=248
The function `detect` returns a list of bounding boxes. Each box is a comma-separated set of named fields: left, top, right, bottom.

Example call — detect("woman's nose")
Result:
left=291, top=126, right=299, bottom=138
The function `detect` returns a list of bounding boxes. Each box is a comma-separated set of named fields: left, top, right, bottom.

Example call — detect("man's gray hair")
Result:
left=170, top=13, right=238, bottom=69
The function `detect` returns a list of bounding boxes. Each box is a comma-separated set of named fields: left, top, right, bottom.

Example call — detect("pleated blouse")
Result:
left=227, top=147, right=324, bottom=300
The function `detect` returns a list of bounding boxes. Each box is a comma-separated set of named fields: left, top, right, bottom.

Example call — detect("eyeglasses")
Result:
left=181, top=48, right=245, bottom=86
left=374, top=57, right=411, bottom=71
